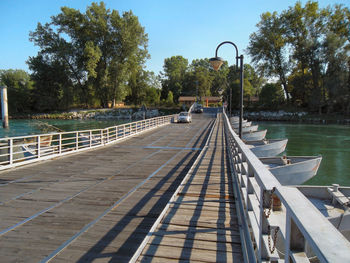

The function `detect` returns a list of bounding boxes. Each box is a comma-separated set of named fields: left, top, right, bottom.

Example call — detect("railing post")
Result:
left=259, top=189, right=270, bottom=261
left=37, top=136, right=41, bottom=158
left=8, top=138, right=13, bottom=165
left=76, top=132, right=79, bottom=150
left=100, top=130, right=103, bottom=144
left=115, top=127, right=118, bottom=140
left=107, top=128, right=109, bottom=143
left=285, top=210, right=306, bottom=263
left=58, top=134, right=62, bottom=154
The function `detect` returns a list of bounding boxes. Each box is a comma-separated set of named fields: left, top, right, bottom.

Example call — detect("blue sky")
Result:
left=0, top=0, right=349, bottom=75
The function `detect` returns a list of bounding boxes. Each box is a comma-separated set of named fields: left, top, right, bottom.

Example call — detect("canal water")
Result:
left=1, top=119, right=349, bottom=186
left=257, top=122, right=350, bottom=186
left=0, top=119, right=128, bottom=138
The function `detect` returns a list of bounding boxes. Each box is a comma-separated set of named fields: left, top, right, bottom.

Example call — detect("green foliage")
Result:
left=259, top=83, right=285, bottom=109
left=248, top=1, right=350, bottom=114
left=165, top=91, right=174, bottom=105
left=0, top=69, right=34, bottom=113
left=28, top=1, right=149, bottom=109
left=161, top=56, right=188, bottom=101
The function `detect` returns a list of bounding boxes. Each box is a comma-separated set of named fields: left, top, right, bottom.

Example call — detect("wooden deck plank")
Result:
left=135, top=115, right=243, bottom=262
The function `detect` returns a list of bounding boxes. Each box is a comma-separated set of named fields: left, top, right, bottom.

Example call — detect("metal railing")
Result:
left=223, top=111, right=350, bottom=262
left=0, top=115, right=175, bottom=171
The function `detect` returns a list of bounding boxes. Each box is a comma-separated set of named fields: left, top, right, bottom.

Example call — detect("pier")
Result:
left=0, top=109, right=349, bottom=262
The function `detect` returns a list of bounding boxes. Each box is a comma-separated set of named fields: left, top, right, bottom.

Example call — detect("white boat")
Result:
left=230, top=117, right=248, bottom=123
left=234, top=125, right=259, bottom=133
left=297, top=185, right=350, bottom=241
left=242, top=129, right=267, bottom=141
left=232, top=121, right=252, bottom=129
left=260, top=156, right=322, bottom=185
left=246, top=138, right=288, bottom=157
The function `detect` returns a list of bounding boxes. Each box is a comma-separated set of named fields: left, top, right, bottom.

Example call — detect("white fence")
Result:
left=0, top=115, right=175, bottom=171
left=223, top=111, right=350, bottom=262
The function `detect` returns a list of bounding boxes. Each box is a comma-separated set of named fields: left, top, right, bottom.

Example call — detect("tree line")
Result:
left=1, top=1, right=349, bottom=115
left=247, top=1, right=350, bottom=114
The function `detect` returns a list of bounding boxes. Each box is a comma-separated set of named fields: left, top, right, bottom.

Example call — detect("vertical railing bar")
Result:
left=76, top=132, right=79, bottom=150
left=9, top=138, right=13, bottom=165
left=37, top=135, right=41, bottom=159
left=58, top=134, right=62, bottom=154
left=285, top=209, right=291, bottom=263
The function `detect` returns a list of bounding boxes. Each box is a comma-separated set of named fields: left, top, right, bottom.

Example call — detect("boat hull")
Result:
left=235, top=124, right=258, bottom=133
left=232, top=121, right=252, bottom=129
left=249, top=139, right=288, bottom=157
left=242, top=129, right=267, bottom=141
left=260, top=156, right=322, bottom=185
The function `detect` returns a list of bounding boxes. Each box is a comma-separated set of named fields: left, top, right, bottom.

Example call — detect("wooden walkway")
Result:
left=0, top=111, right=242, bottom=262
left=136, top=115, right=243, bottom=262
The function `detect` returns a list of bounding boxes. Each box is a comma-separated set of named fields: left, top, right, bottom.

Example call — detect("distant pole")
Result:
left=1, top=86, right=9, bottom=128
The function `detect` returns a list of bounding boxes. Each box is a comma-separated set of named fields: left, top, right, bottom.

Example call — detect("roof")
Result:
left=178, top=96, right=221, bottom=102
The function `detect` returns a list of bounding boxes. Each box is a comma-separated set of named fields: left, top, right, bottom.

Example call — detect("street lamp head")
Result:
left=209, top=57, right=224, bottom=71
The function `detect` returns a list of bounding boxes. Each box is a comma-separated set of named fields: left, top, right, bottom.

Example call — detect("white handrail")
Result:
left=223, top=110, right=350, bottom=262
left=0, top=114, right=176, bottom=171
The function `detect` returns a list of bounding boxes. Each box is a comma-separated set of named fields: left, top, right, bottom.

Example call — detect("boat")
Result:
left=297, top=185, right=350, bottom=241
left=21, top=135, right=55, bottom=158
left=246, top=138, right=288, bottom=157
left=242, top=129, right=267, bottom=141
left=260, top=156, right=322, bottom=185
left=234, top=125, right=259, bottom=133
left=231, top=121, right=252, bottom=129
left=230, top=117, right=248, bottom=123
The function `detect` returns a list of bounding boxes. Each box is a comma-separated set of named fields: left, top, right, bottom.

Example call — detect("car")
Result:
left=194, top=105, right=203, bottom=113
left=177, top=112, right=192, bottom=123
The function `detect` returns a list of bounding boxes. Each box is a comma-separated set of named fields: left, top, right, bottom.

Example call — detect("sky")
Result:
left=0, top=0, right=349, bottom=75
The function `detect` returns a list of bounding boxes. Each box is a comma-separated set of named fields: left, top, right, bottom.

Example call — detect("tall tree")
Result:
left=160, top=56, right=188, bottom=102
left=0, top=69, right=34, bottom=113
left=28, top=2, right=148, bottom=109
left=247, top=11, right=291, bottom=101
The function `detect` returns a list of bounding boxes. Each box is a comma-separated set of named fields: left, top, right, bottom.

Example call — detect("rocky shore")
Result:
left=244, top=110, right=350, bottom=125
left=13, top=108, right=161, bottom=120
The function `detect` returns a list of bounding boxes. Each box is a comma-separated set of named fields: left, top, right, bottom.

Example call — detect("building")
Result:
left=178, top=96, right=222, bottom=107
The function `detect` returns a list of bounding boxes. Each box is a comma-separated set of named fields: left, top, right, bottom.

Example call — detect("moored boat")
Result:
left=297, top=185, right=350, bottom=241
left=246, top=138, right=288, bottom=157
left=231, top=121, right=252, bottom=129
left=260, top=156, right=322, bottom=185
left=234, top=124, right=259, bottom=133
left=242, top=129, right=267, bottom=141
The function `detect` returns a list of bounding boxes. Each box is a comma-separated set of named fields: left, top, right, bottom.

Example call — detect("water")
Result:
left=0, top=119, right=129, bottom=138
left=257, top=122, right=350, bottom=186
left=2, top=119, right=349, bottom=186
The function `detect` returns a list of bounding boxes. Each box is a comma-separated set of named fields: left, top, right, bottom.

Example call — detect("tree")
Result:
left=0, top=69, right=34, bottom=113
left=160, top=56, right=188, bottom=102
left=247, top=11, right=291, bottom=101
left=259, top=83, right=285, bottom=109
left=28, top=2, right=149, bottom=109
left=165, top=91, right=174, bottom=105
left=248, top=1, right=350, bottom=114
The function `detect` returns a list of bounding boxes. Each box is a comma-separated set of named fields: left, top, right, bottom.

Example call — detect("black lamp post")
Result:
left=209, top=41, right=244, bottom=138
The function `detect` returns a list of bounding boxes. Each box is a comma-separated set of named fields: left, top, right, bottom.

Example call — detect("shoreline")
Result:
left=241, top=110, right=350, bottom=125
left=10, top=107, right=179, bottom=121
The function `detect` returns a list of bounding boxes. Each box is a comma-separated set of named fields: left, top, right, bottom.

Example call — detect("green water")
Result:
left=0, top=119, right=128, bottom=138
left=257, top=122, right=350, bottom=186
left=2, top=119, right=349, bottom=186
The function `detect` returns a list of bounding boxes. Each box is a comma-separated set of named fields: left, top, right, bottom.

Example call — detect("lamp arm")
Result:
left=214, top=41, right=239, bottom=68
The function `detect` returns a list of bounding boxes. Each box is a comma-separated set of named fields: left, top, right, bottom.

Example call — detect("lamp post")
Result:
left=209, top=41, right=244, bottom=138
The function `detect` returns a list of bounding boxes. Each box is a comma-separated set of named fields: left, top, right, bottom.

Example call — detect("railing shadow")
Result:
left=137, top=116, right=242, bottom=262
left=76, top=120, right=214, bottom=262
